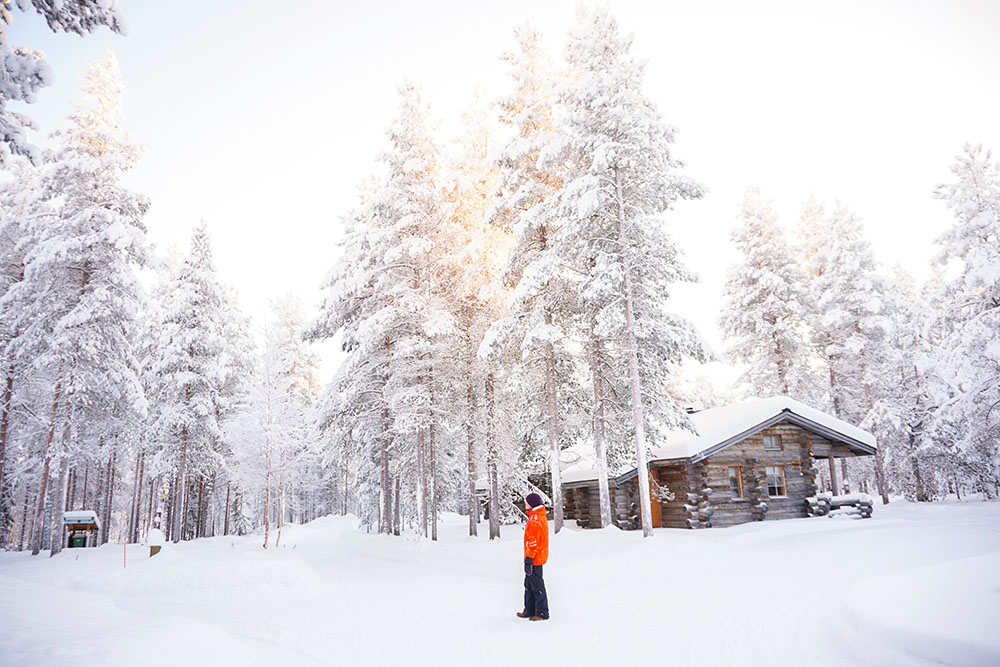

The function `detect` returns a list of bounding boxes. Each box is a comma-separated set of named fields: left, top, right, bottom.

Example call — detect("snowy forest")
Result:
left=1, top=2, right=998, bottom=558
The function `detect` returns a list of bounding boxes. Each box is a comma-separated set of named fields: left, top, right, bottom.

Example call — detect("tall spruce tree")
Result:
left=152, top=223, right=227, bottom=542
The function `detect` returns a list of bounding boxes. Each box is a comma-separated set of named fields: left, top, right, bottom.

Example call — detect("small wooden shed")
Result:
left=563, top=397, right=877, bottom=530
left=63, top=510, right=101, bottom=548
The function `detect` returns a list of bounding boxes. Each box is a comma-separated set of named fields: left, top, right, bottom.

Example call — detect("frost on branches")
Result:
left=720, top=187, right=810, bottom=400
left=932, top=144, right=1000, bottom=493
left=0, top=0, right=125, bottom=165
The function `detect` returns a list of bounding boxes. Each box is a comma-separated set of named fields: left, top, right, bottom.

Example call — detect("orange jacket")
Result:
left=523, top=506, right=549, bottom=565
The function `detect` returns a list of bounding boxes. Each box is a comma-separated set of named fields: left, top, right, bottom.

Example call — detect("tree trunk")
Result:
left=164, top=475, right=174, bottom=541
left=103, top=451, right=116, bottom=544
left=195, top=477, right=205, bottom=539
left=65, top=469, right=74, bottom=511
left=341, top=455, right=349, bottom=516
left=616, top=167, right=654, bottom=538
left=275, top=470, right=283, bottom=548
left=128, top=452, right=141, bottom=543
left=466, top=376, right=478, bottom=537
left=0, top=366, right=14, bottom=546
left=80, top=463, right=89, bottom=513
left=173, top=425, right=189, bottom=543
left=430, top=420, right=438, bottom=542
left=863, top=382, right=890, bottom=505
left=392, top=474, right=401, bottom=536
left=416, top=426, right=426, bottom=537
left=590, top=330, right=612, bottom=529
left=263, top=450, right=271, bottom=549
left=486, top=372, right=500, bottom=540
left=543, top=313, right=564, bottom=534
left=133, top=453, right=145, bottom=542
left=49, top=417, right=73, bottom=557
left=223, top=481, right=231, bottom=536
left=146, top=477, right=155, bottom=538
left=18, top=488, right=32, bottom=551
left=31, top=379, right=63, bottom=555
left=380, top=402, right=392, bottom=535
left=828, top=364, right=841, bottom=418
left=180, top=472, right=192, bottom=542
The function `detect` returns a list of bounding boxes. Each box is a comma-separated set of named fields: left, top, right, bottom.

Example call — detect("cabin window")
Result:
left=766, top=465, right=786, bottom=497
left=763, top=434, right=782, bottom=450
left=728, top=466, right=744, bottom=498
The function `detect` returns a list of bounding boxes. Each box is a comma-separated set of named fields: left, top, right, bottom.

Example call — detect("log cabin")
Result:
left=562, top=397, right=876, bottom=530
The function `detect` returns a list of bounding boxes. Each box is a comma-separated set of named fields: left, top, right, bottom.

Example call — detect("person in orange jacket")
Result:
left=517, top=493, right=549, bottom=621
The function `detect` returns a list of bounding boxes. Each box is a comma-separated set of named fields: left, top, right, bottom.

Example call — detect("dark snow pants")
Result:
left=523, top=564, right=549, bottom=619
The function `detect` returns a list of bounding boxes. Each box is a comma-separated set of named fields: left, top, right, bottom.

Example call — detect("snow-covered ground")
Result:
left=1, top=500, right=998, bottom=667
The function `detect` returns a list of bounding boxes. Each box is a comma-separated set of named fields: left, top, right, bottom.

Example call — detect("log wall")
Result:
left=563, top=421, right=865, bottom=530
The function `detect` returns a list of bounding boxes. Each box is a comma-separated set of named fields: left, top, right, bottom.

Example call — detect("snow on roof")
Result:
left=562, top=396, right=876, bottom=485
left=64, top=510, right=101, bottom=528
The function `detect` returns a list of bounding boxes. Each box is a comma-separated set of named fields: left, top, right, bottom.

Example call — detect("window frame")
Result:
left=762, top=434, right=782, bottom=451
left=765, top=465, right=787, bottom=497
left=727, top=465, right=744, bottom=499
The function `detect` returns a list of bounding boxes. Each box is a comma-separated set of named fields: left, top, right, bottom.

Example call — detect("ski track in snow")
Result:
left=1, top=501, right=999, bottom=667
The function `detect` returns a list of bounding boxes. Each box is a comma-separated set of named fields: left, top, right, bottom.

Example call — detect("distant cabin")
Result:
left=562, top=397, right=876, bottom=530
left=64, top=510, right=101, bottom=547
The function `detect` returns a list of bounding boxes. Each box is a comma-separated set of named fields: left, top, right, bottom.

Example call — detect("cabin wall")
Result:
left=703, top=423, right=820, bottom=526
left=563, top=485, right=601, bottom=528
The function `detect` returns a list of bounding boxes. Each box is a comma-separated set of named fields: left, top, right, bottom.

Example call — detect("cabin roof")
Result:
left=562, top=396, right=876, bottom=485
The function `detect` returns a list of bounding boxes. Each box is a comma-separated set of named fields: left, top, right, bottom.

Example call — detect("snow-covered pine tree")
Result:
left=0, top=0, right=125, bottom=165
left=931, top=144, right=1000, bottom=495
left=863, top=269, right=943, bottom=501
left=447, top=91, right=521, bottom=539
left=483, top=22, right=576, bottom=533
left=308, top=191, right=386, bottom=531
left=799, top=202, right=893, bottom=501
left=0, top=158, right=44, bottom=547
left=311, top=84, right=454, bottom=537
left=720, top=187, right=811, bottom=400
left=3, top=52, right=150, bottom=555
left=152, top=223, right=228, bottom=543
left=371, top=83, right=454, bottom=536
left=552, top=6, right=708, bottom=536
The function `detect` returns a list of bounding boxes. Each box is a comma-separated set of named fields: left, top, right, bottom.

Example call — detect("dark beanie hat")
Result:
left=525, top=493, right=543, bottom=509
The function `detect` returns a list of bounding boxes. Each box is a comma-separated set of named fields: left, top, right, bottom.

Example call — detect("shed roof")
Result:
left=562, top=396, right=876, bottom=485
left=64, top=510, right=101, bottom=529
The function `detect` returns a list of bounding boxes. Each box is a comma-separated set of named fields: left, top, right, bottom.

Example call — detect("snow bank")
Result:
left=845, top=552, right=1000, bottom=666
left=1, top=501, right=997, bottom=666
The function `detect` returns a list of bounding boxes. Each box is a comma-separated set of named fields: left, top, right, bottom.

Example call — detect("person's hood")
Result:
left=528, top=506, right=547, bottom=518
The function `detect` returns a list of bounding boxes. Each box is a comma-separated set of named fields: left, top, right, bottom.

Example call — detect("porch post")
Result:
left=828, top=456, right=840, bottom=495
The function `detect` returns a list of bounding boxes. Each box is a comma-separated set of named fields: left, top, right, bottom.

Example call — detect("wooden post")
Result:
left=828, top=456, right=840, bottom=496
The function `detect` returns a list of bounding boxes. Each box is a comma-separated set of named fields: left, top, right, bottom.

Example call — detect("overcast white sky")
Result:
left=10, top=0, right=1000, bottom=380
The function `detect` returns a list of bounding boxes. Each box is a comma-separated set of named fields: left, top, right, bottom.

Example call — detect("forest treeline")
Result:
left=1, top=6, right=998, bottom=554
